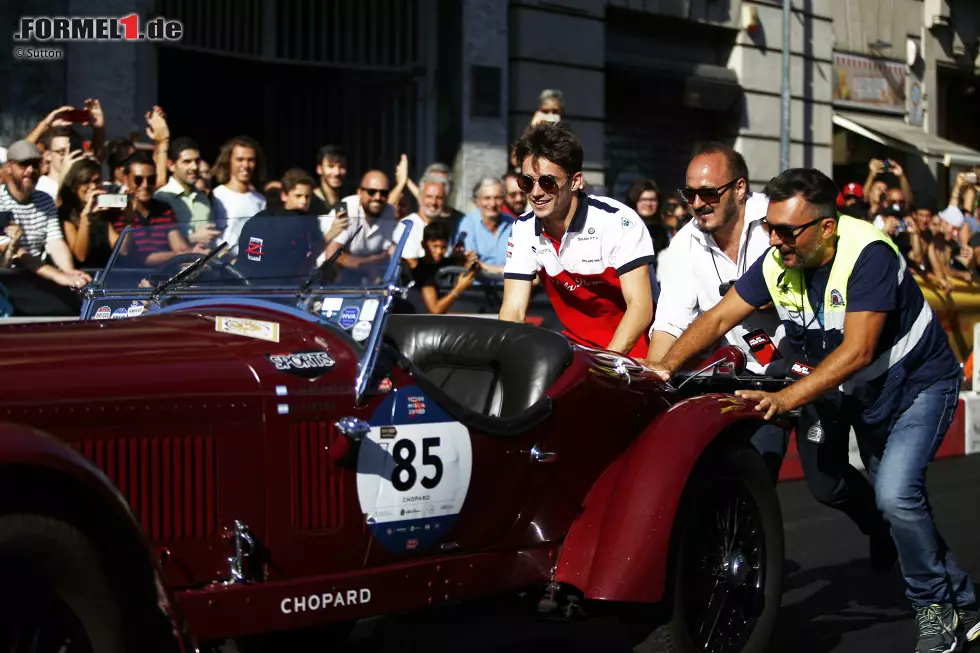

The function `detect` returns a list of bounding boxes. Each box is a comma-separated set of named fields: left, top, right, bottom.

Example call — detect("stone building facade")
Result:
left=2, top=0, right=977, bottom=209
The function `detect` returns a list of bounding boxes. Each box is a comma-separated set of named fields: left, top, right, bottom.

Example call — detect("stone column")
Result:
left=449, top=0, right=510, bottom=213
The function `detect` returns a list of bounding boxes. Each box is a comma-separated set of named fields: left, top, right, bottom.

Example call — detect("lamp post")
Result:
left=779, top=0, right=791, bottom=171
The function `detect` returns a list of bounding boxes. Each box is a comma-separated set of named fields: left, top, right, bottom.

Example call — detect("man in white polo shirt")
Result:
left=392, top=173, right=449, bottom=268
left=500, top=122, right=655, bottom=358
left=648, top=143, right=790, bottom=481
left=321, top=170, right=398, bottom=285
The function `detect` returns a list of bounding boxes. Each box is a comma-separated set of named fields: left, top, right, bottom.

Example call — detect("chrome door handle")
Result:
left=530, top=444, right=557, bottom=463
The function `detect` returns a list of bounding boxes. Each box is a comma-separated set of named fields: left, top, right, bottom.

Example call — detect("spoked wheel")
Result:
left=0, top=515, right=125, bottom=653
left=632, top=445, right=783, bottom=653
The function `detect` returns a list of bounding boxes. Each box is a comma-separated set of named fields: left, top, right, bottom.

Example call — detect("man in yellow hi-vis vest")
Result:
left=646, top=168, right=977, bottom=653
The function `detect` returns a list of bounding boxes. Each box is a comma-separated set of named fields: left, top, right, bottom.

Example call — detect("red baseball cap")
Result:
left=842, top=182, right=863, bottom=198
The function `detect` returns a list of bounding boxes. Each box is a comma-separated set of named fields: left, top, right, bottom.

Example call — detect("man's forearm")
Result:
left=606, top=301, right=652, bottom=354
left=47, top=238, right=77, bottom=271
left=658, top=308, right=733, bottom=372
left=647, top=330, right=679, bottom=362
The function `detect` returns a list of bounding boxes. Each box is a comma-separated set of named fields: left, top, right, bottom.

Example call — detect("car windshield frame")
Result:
left=79, top=217, right=415, bottom=406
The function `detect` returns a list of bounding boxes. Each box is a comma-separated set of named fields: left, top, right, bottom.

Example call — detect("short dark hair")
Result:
left=762, top=168, right=839, bottom=219
left=317, top=144, right=346, bottom=166
left=281, top=167, right=315, bottom=193
left=168, top=137, right=200, bottom=162
left=626, top=179, right=660, bottom=211
left=692, top=142, right=750, bottom=186
left=39, top=125, right=74, bottom=149
left=422, top=220, right=451, bottom=243
left=105, top=139, right=133, bottom=172
left=513, top=122, right=583, bottom=176
left=124, top=150, right=154, bottom=172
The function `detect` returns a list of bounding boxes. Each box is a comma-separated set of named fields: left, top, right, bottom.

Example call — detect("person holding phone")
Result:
left=409, top=221, right=478, bottom=314
left=58, top=158, right=121, bottom=268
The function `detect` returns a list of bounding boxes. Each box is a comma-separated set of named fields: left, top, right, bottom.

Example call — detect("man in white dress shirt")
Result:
left=648, top=143, right=789, bottom=480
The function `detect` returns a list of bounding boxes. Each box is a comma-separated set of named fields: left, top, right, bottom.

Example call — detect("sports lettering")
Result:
left=280, top=588, right=372, bottom=614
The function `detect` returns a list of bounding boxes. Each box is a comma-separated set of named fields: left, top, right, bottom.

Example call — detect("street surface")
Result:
left=245, top=455, right=980, bottom=652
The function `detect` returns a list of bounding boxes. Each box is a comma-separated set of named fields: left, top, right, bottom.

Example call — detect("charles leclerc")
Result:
left=499, top=122, right=656, bottom=358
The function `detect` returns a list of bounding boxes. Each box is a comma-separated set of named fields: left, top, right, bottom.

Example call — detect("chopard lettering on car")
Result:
left=267, top=351, right=336, bottom=380
left=280, top=588, right=372, bottom=614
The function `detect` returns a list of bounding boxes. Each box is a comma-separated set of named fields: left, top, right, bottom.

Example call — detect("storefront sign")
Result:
left=833, top=52, right=906, bottom=114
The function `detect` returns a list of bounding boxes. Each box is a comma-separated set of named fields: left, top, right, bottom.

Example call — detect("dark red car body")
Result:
left=0, top=228, right=782, bottom=651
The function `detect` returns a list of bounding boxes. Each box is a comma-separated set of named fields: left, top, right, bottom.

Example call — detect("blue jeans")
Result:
left=864, top=376, right=976, bottom=608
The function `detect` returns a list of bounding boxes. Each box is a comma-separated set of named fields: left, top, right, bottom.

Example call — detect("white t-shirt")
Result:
left=35, top=175, right=58, bottom=201
left=319, top=195, right=397, bottom=283
left=392, top=213, right=428, bottom=259
left=212, top=185, right=266, bottom=256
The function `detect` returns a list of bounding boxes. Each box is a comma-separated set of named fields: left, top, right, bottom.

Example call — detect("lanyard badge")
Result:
left=742, top=328, right=782, bottom=366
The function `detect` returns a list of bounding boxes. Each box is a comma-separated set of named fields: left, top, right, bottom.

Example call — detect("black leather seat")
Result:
left=383, top=315, right=574, bottom=436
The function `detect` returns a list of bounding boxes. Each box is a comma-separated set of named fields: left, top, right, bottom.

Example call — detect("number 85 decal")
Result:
left=391, top=437, right=443, bottom=491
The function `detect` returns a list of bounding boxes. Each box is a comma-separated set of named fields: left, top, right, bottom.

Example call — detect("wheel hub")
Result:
left=723, top=550, right=750, bottom=586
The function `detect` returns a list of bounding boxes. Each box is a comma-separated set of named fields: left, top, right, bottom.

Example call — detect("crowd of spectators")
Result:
left=835, top=158, right=980, bottom=295
left=2, top=90, right=975, bottom=318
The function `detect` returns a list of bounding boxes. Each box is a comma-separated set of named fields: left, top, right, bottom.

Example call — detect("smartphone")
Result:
left=96, top=193, right=128, bottom=209
left=883, top=158, right=892, bottom=171
left=966, top=172, right=978, bottom=185
left=539, top=113, right=561, bottom=124
left=56, top=108, right=92, bottom=123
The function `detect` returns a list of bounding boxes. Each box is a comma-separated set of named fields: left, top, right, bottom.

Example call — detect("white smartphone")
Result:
left=96, top=193, right=128, bottom=209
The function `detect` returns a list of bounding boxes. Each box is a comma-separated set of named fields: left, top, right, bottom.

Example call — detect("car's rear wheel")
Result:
left=632, top=444, right=783, bottom=653
left=0, top=514, right=125, bottom=653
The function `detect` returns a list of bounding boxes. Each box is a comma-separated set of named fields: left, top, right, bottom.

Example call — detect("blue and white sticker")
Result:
left=111, top=308, right=128, bottom=320
left=339, top=306, right=360, bottom=329
left=357, top=386, right=473, bottom=553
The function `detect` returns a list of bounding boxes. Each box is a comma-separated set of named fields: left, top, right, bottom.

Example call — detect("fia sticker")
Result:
left=361, top=299, right=380, bottom=322
left=111, top=308, right=128, bottom=320
left=127, top=302, right=144, bottom=317
left=339, top=306, right=360, bottom=329
left=215, top=316, right=280, bottom=343
left=247, top=237, right=263, bottom=261
left=351, top=320, right=372, bottom=342
left=93, top=306, right=111, bottom=320
left=321, top=297, right=343, bottom=318
left=266, top=351, right=336, bottom=380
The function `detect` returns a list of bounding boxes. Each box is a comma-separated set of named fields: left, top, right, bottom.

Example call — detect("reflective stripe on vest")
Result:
left=761, top=215, right=925, bottom=392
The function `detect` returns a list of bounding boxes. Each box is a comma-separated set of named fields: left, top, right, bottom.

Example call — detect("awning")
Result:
left=833, top=112, right=980, bottom=167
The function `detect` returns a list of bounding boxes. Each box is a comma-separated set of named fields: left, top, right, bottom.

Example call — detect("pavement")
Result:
left=309, top=455, right=980, bottom=653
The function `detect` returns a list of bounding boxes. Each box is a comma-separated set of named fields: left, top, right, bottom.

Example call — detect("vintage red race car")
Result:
left=0, top=219, right=787, bottom=653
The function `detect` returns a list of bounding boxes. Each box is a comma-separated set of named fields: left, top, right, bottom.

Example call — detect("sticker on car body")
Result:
left=266, top=350, right=336, bottom=380
left=357, top=386, right=473, bottom=554
left=215, top=316, right=280, bottom=343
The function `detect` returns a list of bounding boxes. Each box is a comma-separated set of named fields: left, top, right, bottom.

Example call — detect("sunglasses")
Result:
left=761, top=215, right=831, bottom=241
left=678, top=178, right=739, bottom=205
left=133, top=175, right=157, bottom=188
left=360, top=187, right=390, bottom=199
left=517, top=174, right=562, bottom=194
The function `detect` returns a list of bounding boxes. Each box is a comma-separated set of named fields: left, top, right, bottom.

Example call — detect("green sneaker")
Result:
left=914, top=604, right=960, bottom=653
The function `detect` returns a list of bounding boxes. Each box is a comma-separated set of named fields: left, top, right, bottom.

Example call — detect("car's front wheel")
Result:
left=0, top=514, right=126, bottom=653
left=632, top=444, right=784, bottom=653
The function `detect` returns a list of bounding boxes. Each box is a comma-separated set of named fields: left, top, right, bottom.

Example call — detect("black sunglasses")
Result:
left=133, top=175, right=157, bottom=188
left=360, top=187, right=390, bottom=198
left=517, top=174, right=562, bottom=194
left=678, top=178, right=739, bottom=205
left=762, top=215, right=832, bottom=241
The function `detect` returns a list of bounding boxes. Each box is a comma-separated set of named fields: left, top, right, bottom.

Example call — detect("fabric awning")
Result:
left=833, top=112, right=980, bottom=167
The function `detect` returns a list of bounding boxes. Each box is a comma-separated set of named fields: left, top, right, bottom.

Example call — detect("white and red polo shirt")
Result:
left=504, top=192, right=656, bottom=358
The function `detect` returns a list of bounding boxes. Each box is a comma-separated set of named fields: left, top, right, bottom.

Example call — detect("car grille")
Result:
left=75, top=435, right=218, bottom=540
left=292, top=421, right=344, bottom=532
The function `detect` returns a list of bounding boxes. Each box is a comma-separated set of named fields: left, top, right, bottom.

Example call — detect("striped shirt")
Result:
left=111, top=200, right=180, bottom=258
left=0, top=184, right=64, bottom=259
